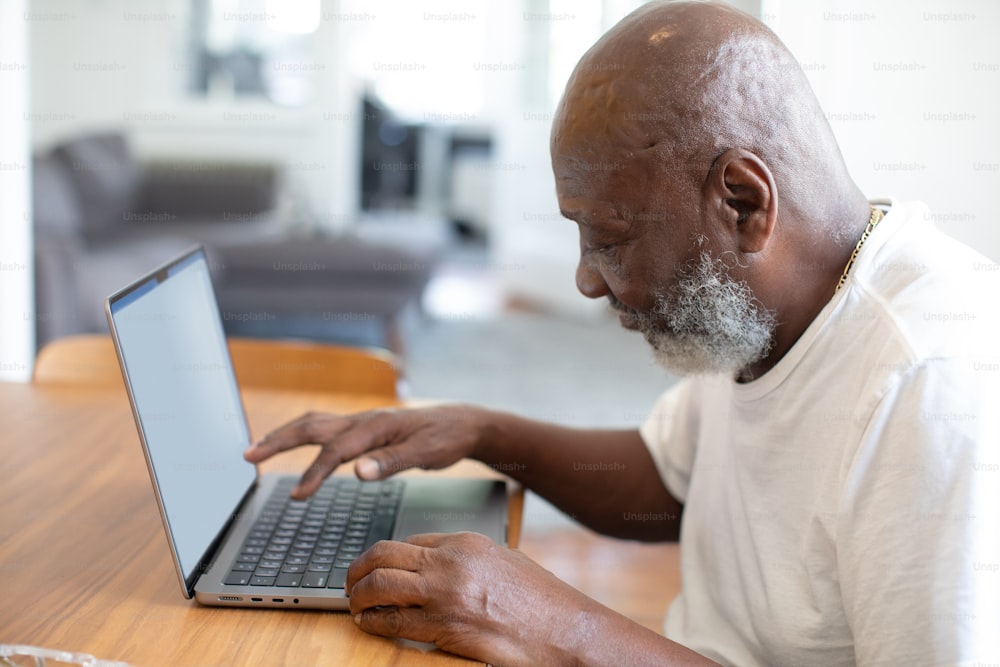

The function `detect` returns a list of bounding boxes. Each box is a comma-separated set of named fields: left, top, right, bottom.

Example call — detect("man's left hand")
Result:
left=346, top=532, right=591, bottom=665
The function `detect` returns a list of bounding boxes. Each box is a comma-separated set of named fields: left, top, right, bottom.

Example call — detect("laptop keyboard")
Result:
left=223, top=477, right=403, bottom=589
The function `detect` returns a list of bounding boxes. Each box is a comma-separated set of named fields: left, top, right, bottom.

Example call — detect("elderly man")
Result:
left=246, top=1, right=999, bottom=664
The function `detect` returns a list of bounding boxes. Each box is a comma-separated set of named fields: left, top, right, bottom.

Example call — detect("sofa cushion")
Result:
left=213, top=236, right=434, bottom=288
left=210, top=236, right=437, bottom=327
left=143, top=161, right=278, bottom=217
left=52, top=132, right=143, bottom=239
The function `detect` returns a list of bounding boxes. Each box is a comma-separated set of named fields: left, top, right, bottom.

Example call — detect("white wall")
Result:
left=29, top=0, right=188, bottom=148
left=0, top=0, right=34, bottom=381
left=763, top=0, right=1000, bottom=261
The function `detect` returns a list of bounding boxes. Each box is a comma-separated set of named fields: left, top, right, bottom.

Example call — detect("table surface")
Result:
left=0, top=381, right=521, bottom=666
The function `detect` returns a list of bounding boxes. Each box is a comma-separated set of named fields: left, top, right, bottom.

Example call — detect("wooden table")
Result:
left=0, top=382, right=521, bottom=666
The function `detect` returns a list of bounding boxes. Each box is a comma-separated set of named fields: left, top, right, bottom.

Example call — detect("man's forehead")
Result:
left=553, top=139, right=674, bottom=197
left=555, top=154, right=630, bottom=179
left=554, top=170, right=671, bottom=232
left=552, top=154, right=634, bottom=210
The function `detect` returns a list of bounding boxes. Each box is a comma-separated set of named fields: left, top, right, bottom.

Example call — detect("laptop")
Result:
left=105, top=245, right=507, bottom=610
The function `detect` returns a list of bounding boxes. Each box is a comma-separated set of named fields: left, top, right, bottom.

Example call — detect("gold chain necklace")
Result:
left=835, top=206, right=884, bottom=293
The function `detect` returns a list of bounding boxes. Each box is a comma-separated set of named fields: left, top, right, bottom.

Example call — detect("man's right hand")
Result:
left=243, top=405, right=488, bottom=499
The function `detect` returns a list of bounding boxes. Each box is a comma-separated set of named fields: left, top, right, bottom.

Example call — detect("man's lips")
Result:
left=615, top=309, right=640, bottom=330
left=607, top=296, right=644, bottom=330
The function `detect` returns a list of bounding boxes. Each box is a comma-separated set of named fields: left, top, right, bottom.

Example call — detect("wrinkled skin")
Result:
left=346, top=532, right=596, bottom=665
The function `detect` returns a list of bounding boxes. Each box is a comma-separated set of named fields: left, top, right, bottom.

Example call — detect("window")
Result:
left=189, top=0, right=321, bottom=105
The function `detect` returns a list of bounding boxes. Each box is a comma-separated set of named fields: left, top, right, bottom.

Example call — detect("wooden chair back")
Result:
left=228, top=337, right=400, bottom=397
left=32, top=335, right=123, bottom=388
left=32, top=334, right=401, bottom=398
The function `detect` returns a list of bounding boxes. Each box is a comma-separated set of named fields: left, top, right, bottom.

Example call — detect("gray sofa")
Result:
left=33, top=132, right=437, bottom=353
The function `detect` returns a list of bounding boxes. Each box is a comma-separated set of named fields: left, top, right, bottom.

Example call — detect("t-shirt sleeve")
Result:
left=838, top=358, right=1000, bottom=665
left=639, top=379, right=699, bottom=504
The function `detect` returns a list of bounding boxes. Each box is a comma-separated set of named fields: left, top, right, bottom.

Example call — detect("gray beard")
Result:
left=613, top=251, right=775, bottom=378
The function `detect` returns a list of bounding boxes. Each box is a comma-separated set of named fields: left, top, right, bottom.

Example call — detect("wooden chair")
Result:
left=32, top=334, right=401, bottom=398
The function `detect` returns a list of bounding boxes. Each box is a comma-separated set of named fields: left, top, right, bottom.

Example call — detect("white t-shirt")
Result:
left=640, top=199, right=1000, bottom=666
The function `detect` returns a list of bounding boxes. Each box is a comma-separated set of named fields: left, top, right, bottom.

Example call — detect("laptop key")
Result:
left=250, top=575, right=276, bottom=586
left=276, top=572, right=302, bottom=587
left=364, top=514, right=396, bottom=550
left=302, top=571, right=328, bottom=588
left=231, top=562, right=255, bottom=572
left=327, top=567, right=349, bottom=589
left=224, top=572, right=251, bottom=586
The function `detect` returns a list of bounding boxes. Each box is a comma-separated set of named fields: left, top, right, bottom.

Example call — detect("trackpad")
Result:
left=392, top=478, right=507, bottom=543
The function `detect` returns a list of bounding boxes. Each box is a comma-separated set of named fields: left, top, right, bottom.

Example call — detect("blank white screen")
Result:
left=111, top=252, right=256, bottom=581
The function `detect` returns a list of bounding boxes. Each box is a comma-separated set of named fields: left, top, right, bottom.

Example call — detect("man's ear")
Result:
left=704, top=148, right=777, bottom=254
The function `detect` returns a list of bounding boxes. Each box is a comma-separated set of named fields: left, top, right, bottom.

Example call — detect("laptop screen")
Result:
left=108, top=248, right=256, bottom=588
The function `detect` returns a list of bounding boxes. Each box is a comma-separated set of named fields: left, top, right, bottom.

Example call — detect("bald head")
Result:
left=552, top=1, right=874, bottom=380
left=552, top=0, right=858, bottom=234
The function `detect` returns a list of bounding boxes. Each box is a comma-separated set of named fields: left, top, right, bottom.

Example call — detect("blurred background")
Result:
left=2, top=0, right=998, bottom=458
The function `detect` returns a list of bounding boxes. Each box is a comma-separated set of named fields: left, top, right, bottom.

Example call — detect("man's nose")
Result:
left=576, top=255, right=610, bottom=299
